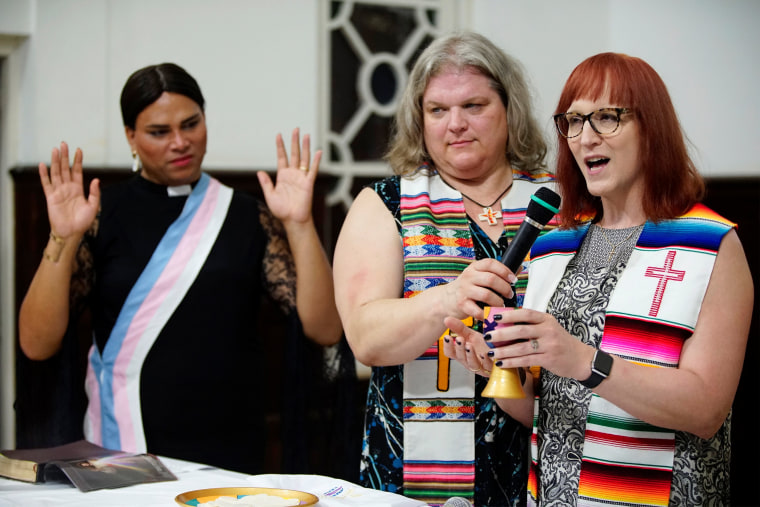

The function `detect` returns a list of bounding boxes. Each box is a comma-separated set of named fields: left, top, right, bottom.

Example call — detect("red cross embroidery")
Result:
left=477, top=207, right=502, bottom=225
left=644, top=250, right=685, bottom=317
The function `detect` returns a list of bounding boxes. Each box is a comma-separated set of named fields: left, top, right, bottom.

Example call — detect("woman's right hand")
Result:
left=444, top=258, right=517, bottom=321
left=39, top=142, right=100, bottom=239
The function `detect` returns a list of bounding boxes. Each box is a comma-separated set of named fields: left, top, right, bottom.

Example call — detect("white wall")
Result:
left=7, top=0, right=760, bottom=174
left=473, top=0, right=760, bottom=177
left=16, top=0, right=321, bottom=170
left=0, top=0, right=33, bottom=35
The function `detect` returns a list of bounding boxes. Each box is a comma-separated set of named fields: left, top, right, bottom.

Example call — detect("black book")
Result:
left=0, top=439, right=176, bottom=492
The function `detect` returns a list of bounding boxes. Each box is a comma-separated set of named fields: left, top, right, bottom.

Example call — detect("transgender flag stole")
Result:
left=399, top=170, right=550, bottom=506
left=84, top=174, right=233, bottom=452
left=524, top=204, right=735, bottom=507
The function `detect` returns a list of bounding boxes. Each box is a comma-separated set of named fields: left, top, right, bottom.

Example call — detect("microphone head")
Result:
left=526, top=186, right=561, bottom=226
left=442, top=497, right=473, bottom=507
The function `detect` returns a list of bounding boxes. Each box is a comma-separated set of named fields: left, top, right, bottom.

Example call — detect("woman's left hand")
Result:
left=441, top=322, right=495, bottom=377
left=258, top=127, right=320, bottom=224
left=446, top=309, right=594, bottom=382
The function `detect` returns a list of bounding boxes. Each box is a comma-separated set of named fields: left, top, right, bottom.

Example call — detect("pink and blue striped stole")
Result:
left=84, top=174, right=233, bottom=452
left=525, top=204, right=735, bottom=506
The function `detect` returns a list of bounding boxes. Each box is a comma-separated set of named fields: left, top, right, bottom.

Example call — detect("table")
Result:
left=0, top=457, right=427, bottom=506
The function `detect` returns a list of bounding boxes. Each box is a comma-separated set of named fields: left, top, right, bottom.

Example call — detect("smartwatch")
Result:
left=580, top=349, right=613, bottom=388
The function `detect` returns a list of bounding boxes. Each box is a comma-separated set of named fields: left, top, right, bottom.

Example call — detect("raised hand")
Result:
left=38, top=142, right=100, bottom=240
left=257, top=128, right=320, bottom=225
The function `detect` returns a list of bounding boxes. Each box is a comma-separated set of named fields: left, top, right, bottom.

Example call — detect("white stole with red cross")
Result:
left=524, top=205, right=735, bottom=506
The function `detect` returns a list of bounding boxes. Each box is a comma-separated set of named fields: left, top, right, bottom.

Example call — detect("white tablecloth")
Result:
left=0, top=456, right=427, bottom=506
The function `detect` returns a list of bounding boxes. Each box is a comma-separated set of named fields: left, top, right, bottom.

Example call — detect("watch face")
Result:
left=593, top=350, right=614, bottom=377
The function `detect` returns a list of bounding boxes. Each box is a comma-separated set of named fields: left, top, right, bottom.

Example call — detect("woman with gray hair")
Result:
left=334, top=32, right=554, bottom=506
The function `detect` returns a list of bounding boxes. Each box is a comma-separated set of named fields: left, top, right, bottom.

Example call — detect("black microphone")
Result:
left=442, top=497, right=473, bottom=507
left=500, top=186, right=561, bottom=273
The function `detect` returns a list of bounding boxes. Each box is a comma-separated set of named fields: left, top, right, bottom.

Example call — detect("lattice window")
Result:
left=319, top=0, right=458, bottom=210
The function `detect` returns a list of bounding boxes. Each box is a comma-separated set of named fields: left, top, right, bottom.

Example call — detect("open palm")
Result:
left=258, top=128, right=319, bottom=225
left=39, top=142, right=100, bottom=239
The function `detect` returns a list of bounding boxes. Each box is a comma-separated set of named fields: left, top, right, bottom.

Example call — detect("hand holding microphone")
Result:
left=472, top=186, right=560, bottom=310
left=481, top=186, right=560, bottom=399
left=442, top=187, right=560, bottom=395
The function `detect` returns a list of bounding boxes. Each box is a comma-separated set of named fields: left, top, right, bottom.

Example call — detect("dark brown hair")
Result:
left=120, top=63, right=205, bottom=129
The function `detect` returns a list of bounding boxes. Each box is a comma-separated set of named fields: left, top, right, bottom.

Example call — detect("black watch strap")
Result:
left=580, top=349, right=613, bottom=388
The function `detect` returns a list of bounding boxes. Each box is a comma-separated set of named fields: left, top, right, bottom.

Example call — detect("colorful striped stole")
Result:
left=524, top=204, right=735, bottom=506
left=400, top=170, right=554, bottom=506
left=84, top=174, right=233, bottom=452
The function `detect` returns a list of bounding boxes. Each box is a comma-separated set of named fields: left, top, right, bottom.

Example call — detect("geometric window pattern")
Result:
left=319, top=0, right=457, bottom=210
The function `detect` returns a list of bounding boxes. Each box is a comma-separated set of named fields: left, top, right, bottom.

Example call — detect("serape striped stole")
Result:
left=84, top=174, right=233, bottom=452
left=400, top=171, right=552, bottom=506
left=523, top=204, right=734, bottom=507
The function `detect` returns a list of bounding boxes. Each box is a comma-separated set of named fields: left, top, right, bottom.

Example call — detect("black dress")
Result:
left=77, top=175, right=297, bottom=474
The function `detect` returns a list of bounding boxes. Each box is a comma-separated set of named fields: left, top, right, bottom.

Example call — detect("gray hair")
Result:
left=385, top=31, right=547, bottom=176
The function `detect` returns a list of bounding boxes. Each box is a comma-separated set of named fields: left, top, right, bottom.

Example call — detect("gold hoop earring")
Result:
left=132, top=151, right=141, bottom=173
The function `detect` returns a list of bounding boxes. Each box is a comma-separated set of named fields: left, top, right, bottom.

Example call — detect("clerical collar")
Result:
left=135, top=173, right=198, bottom=196
left=167, top=184, right=192, bottom=197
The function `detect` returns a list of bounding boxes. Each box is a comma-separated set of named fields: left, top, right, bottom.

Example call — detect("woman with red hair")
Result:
left=445, top=53, right=753, bottom=505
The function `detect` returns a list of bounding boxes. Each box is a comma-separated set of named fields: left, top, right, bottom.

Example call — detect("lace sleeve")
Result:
left=69, top=216, right=97, bottom=316
left=257, top=201, right=297, bottom=315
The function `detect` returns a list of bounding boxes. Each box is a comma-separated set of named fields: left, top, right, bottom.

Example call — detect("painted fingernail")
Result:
left=456, top=338, right=462, bottom=346
left=443, top=336, right=450, bottom=343
left=487, top=350, right=494, bottom=357
left=495, top=361, right=503, bottom=367
left=484, top=334, right=492, bottom=341
left=465, top=347, right=471, bottom=353
left=493, top=314, right=503, bottom=321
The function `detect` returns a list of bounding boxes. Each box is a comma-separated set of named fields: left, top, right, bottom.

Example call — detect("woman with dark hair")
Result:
left=120, top=63, right=206, bottom=131
left=445, top=53, right=753, bottom=505
left=19, top=62, right=342, bottom=474
left=334, top=32, right=554, bottom=506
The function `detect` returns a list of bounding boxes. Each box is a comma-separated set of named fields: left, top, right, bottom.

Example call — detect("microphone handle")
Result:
left=500, top=221, right=541, bottom=273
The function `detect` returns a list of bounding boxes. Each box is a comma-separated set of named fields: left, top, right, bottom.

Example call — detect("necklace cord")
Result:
left=436, top=173, right=514, bottom=226
left=459, top=181, right=514, bottom=208
left=438, top=174, right=514, bottom=208
left=599, top=226, right=639, bottom=262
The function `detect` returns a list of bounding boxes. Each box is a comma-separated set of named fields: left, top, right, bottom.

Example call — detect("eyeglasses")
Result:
left=553, top=107, right=631, bottom=138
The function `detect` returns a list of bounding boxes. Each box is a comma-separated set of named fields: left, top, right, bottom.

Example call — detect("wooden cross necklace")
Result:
left=460, top=182, right=514, bottom=226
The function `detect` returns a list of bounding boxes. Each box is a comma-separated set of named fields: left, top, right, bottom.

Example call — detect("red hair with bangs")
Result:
left=554, top=53, right=704, bottom=227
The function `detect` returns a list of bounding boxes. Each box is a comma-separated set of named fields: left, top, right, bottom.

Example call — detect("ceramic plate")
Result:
left=175, top=487, right=319, bottom=506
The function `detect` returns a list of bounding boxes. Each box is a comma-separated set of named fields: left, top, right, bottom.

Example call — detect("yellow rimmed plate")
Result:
left=175, top=487, right=319, bottom=506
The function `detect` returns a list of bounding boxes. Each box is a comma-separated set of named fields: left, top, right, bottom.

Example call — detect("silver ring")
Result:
left=531, top=338, right=539, bottom=352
